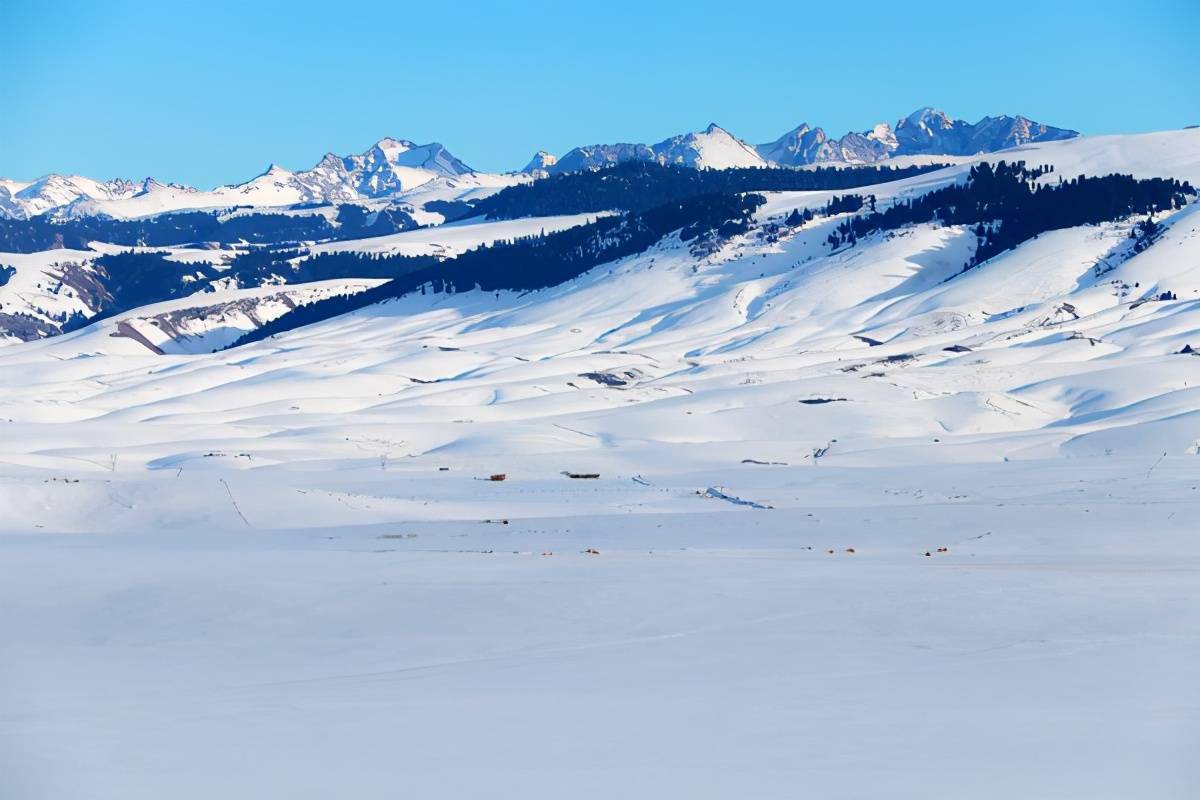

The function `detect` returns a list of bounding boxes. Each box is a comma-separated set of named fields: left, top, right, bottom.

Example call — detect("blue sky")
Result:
left=3, top=0, right=1196, bottom=186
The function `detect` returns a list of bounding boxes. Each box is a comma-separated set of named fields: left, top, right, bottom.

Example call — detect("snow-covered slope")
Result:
left=650, top=124, right=767, bottom=169
left=77, top=279, right=385, bottom=355
left=0, top=246, right=107, bottom=343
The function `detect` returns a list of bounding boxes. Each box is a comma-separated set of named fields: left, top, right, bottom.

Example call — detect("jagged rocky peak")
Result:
left=757, top=123, right=833, bottom=166
left=548, top=122, right=766, bottom=174
left=866, top=122, right=897, bottom=148
left=0, top=173, right=150, bottom=219
left=310, top=137, right=473, bottom=179
left=371, top=136, right=415, bottom=158
left=317, top=151, right=347, bottom=169
left=898, top=106, right=956, bottom=133
left=893, top=107, right=968, bottom=153
left=892, top=107, right=1078, bottom=155
left=758, top=121, right=894, bottom=166
left=522, top=151, right=558, bottom=174
left=970, top=114, right=1079, bottom=150
left=758, top=107, right=1080, bottom=166
left=549, top=142, right=657, bottom=174
left=220, top=137, right=480, bottom=205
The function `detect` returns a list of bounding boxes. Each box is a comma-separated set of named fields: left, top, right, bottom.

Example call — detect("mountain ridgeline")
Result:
left=547, top=110, right=1078, bottom=174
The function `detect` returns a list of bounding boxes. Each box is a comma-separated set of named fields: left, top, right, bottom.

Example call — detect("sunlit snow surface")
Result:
left=2, top=131, right=1200, bottom=798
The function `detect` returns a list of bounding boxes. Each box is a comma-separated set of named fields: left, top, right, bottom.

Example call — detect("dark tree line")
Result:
left=0, top=205, right=419, bottom=253
left=821, top=161, right=1194, bottom=268
left=466, top=161, right=949, bottom=219
left=779, top=194, right=873, bottom=243
left=1130, top=216, right=1164, bottom=253
left=225, top=247, right=441, bottom=283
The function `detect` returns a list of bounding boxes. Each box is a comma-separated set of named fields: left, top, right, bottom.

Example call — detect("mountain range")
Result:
left=0, top=108, right=1077, bottom=221
left=756, top=108, right=1077, bottom=167
left=0, top=138, right=485, bottom=221
left=549, top=107, right=1077, bottom=173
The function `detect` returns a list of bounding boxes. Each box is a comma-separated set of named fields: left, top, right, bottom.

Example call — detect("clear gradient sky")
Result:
left=3, top=0, right=1196, bottom=187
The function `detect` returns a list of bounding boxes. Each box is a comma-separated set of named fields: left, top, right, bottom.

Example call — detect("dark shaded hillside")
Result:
left=0, top=205, right=418, bottom=253
left=69, top=246, right=445, bottom=331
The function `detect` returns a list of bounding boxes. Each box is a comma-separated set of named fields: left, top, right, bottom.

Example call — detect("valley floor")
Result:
left=2, top=458, right=1197, bottom=799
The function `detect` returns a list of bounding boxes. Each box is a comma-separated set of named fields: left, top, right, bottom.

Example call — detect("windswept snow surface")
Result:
left=2, top=130, right=1200, bottom=798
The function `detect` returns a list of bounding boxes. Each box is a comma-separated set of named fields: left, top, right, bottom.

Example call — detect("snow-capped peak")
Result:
left=372, top=137, right=415, bottom=159
left=756, top=107, right=1078, bottom=166
left=899, top=107, right=955, bottom=134
left=0, top=174, right=145, bottom=219
left=522, top=151, right=558, bottom=174
left=867, top=122, right=897, bottom=147
left=756, top=123, right=833, bottom=166
left=653, top=124, right=766, bottom=169
left=893, top=107, right=1078, bottom=155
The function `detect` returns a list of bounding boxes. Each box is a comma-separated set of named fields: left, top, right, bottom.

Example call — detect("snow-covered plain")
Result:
left=2, top=130, right=1199, bottom=798
left=4, top=461, right=1197, bottom=799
